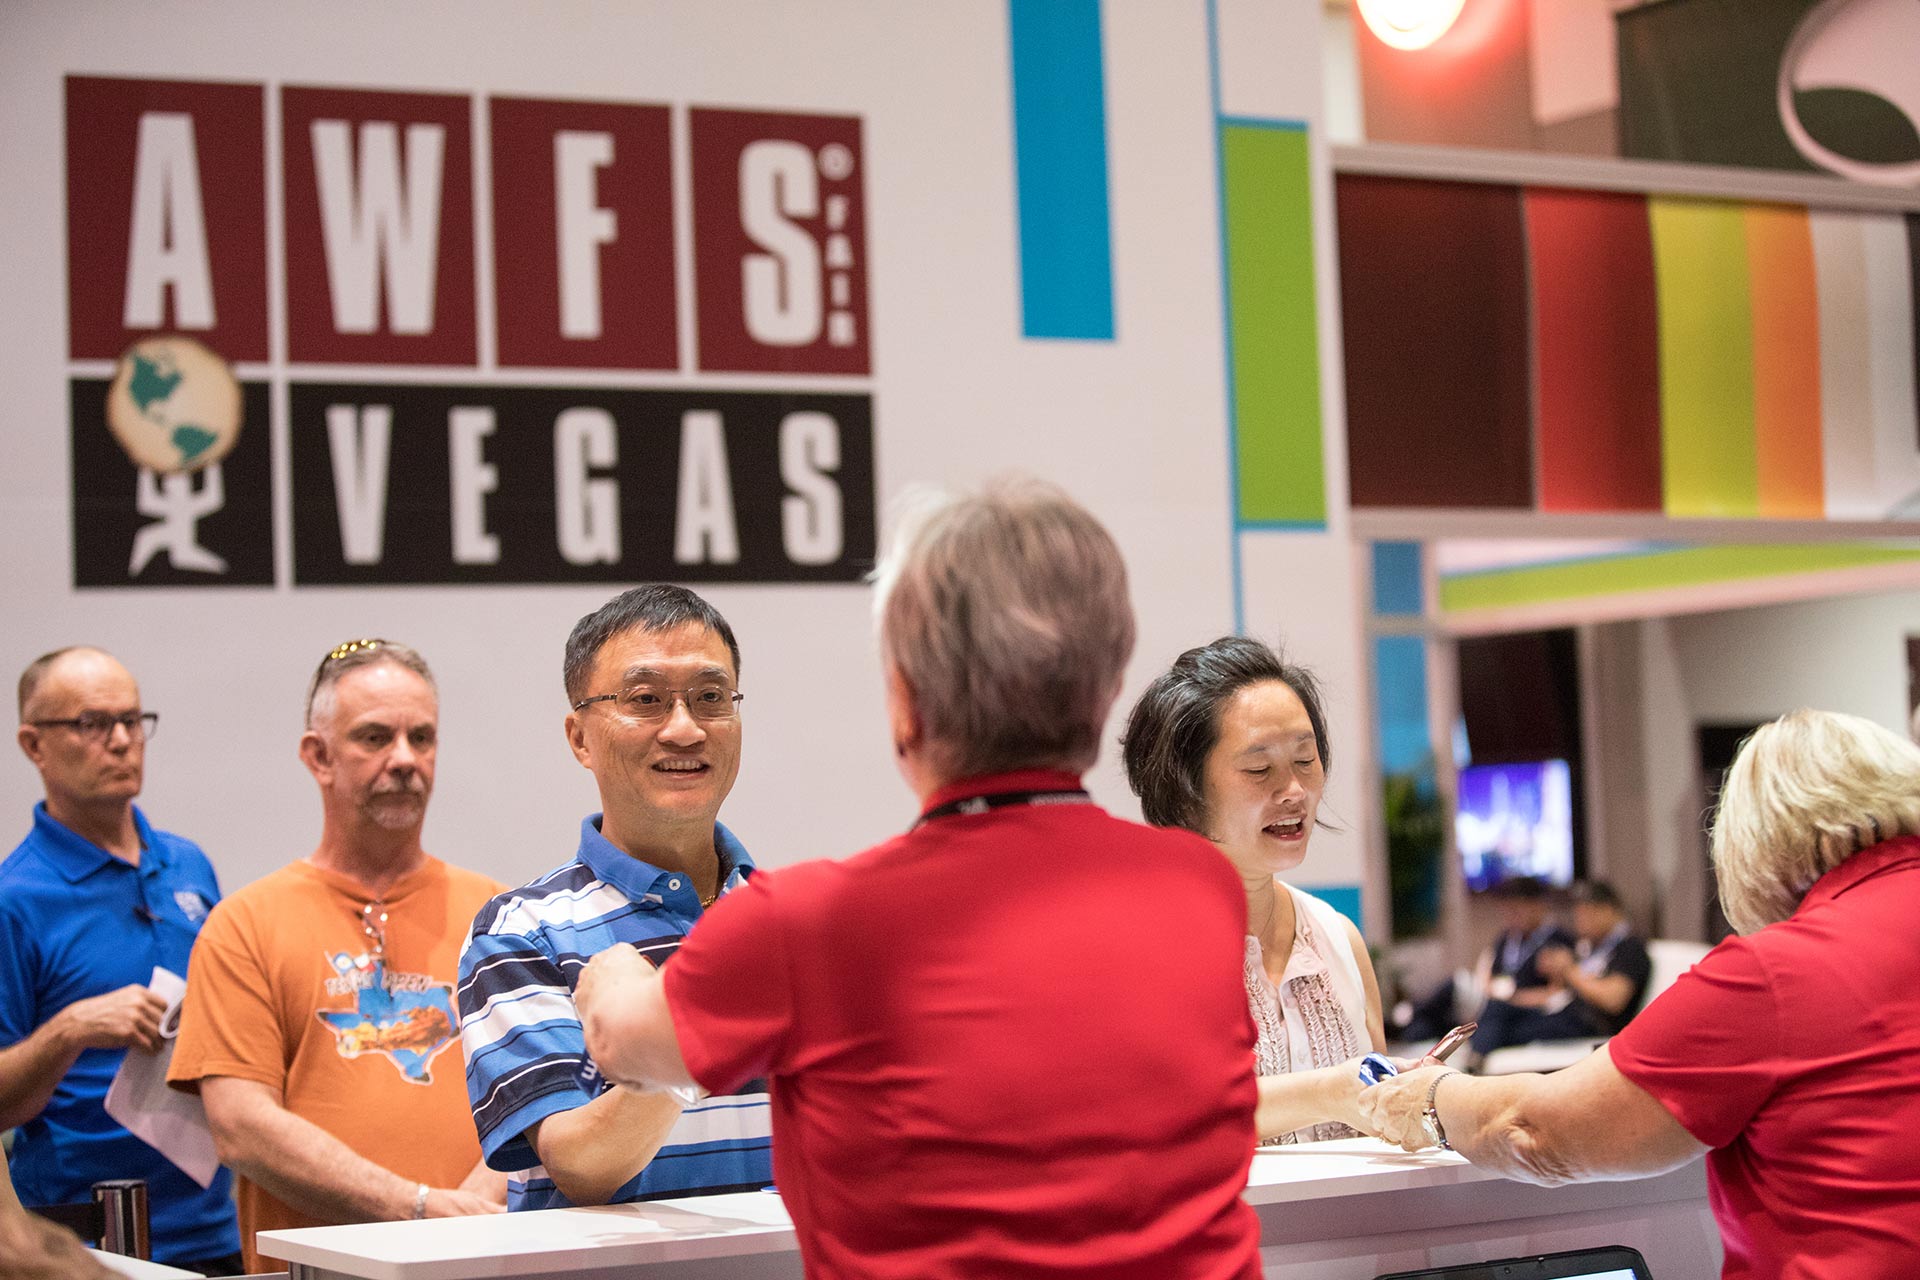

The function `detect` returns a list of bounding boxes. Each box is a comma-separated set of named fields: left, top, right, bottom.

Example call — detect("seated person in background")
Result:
left=1471, top=879, right=1650, bottom=1056
left=1465, top=875, right=1574, bottom=1060
left=458, top=586, right=772, bottom=1209
left=169, top=640, right=506, bottom=1272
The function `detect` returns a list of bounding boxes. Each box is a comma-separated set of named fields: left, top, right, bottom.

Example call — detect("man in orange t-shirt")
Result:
left=169, top=640, right=506, bottom=1271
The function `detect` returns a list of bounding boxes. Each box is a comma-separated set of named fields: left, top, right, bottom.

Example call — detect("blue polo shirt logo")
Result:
left=173, top=889, right=210, bottom=923
left=314, top=955, right=460, bottom=1086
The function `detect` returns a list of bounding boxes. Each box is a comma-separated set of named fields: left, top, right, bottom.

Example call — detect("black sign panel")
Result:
left=288, top=383, right=875, bottom=585
left=70, top=378, right=275, bottom=588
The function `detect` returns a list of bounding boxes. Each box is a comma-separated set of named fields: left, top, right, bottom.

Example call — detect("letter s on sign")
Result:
left=739, top=140, right=822, bottom=347
left=780, top=411, right=842, bottom=566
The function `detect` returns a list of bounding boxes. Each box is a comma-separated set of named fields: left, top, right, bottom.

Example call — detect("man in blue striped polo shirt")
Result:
left=458, top=586, right=772, bottom=1210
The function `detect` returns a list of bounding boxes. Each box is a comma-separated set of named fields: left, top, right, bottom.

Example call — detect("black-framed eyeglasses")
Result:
left=573, top=684, right=745, bottom=722
left=29, top=711, right=158, bottom=743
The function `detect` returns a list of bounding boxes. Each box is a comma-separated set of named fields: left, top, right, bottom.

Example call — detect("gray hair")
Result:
left=1711, top=709, right=1920, bottom=934
left=305, top=639, right=436, bottom=729
left=18, top=646, right=112, bottom=718
left=871, top=477, right=1135, bottom=779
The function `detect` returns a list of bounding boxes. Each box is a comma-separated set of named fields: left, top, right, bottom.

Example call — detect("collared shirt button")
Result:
left=669, top=878, right=682, bottom=891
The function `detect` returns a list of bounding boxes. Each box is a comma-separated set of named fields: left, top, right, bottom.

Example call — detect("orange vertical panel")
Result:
left=1745, top=204, right=1825, bottom=517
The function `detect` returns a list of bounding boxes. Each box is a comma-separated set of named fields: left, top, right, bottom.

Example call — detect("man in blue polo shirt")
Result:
left=0, top=647, right=241, bottom=1272
left=458, top=586, right=772, bottom=1210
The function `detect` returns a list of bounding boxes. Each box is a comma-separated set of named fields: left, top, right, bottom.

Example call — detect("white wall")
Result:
left=1665, top=589, right=1920, bottom=729
left=1627, top=587, right=1920, bottom=936
left=1, top=1, right=1364, bottom=905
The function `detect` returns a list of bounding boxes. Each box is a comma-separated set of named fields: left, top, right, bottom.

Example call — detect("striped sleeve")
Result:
left=457, top=919, right=593, bottom=1172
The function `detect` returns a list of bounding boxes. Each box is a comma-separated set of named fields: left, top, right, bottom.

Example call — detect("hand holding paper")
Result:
left=102, top=968, right=220, bottom=1189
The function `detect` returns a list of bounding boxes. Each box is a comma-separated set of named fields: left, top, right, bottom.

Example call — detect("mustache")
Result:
left=369, top=776, right=429, bottom=798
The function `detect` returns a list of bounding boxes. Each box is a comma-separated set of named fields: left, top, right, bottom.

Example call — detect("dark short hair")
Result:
left=1491, top=875, right=1551, bottom=901
left=563, top=585, right=741, bottom=703
left=1570, top=879, right=1622, bottom=909
left=1121, top=636, right=1331, bottom=833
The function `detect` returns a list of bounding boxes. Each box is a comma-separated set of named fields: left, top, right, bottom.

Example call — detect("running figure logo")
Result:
left=316, top=954, right=460, bottom=1085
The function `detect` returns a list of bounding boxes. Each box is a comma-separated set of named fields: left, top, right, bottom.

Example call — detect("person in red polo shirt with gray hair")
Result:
left=574, top=478, right=1263, bottom=1279
left=1360, top=708, right=1920, bottom=1280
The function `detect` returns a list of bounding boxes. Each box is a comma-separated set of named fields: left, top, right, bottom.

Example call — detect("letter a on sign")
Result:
left=66, top=76, right=269, bottom=361
left=675, top=411, right=740, bottom=565
left=123, top=113, right=217, bottom=331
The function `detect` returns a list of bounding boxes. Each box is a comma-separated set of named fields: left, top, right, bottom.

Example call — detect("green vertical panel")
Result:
left=1222, top=123, right=1324, bottom=526
left=1649, top=197, right=1759, bottom=516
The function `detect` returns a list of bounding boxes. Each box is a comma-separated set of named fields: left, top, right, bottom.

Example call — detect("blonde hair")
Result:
left=871, top=476, right=1135, bottom=780
left=1711, top=709, right=1920, bottom=934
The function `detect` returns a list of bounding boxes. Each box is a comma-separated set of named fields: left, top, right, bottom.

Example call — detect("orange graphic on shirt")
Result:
left=327, top=1004, right=454, bottom=1059
left=315, top=954, right=461, bottom=1085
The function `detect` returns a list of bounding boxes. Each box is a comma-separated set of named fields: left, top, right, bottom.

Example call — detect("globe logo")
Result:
left=105, top=335, right=243, bottom=474
left=1778, top=0, right=1920, bottom=187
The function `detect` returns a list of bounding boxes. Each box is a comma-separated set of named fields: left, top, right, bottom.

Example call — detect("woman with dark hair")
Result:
left=1124, top=636, right=1386, bottom=1143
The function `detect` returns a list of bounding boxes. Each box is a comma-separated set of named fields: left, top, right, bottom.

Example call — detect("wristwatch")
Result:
left=1422, top=1070, right=1457, bottom=1151
left=411, top=1182, right=431, bottom=1220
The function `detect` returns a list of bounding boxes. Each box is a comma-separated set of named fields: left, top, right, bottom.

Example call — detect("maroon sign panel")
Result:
left=64, top=77, right=877, bottom=592
left=490, top=97, right=678, bottom=370
left=691, top=109, right=870, bottom=376
left=281, top=86, right=476, bottom=365
left=66, top=76, right=269, bottom=362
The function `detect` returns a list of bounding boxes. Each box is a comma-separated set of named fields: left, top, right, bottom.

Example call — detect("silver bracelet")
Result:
left=411, top=1182, right=431, bottom=1220
left=1422, top=1069, right=1458, bottom=1151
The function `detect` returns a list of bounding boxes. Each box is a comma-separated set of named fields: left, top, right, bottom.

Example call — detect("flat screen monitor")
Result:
left=1455, top=759, right=1574, bottom=892
left=1375, top=1244, right=1651, bottom=1280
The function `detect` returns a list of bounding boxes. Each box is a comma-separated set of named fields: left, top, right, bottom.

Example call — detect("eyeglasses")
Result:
left=29, top=711, right=159, bottom=743
left=360, top=901, right=388, bottom=968
left=306, top=638, right=390, bottom=719
left=573, top=684, right=745, bottom=722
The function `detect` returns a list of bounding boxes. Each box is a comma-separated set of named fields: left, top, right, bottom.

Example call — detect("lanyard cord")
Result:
left=912, top=789, right=1091, bottom=830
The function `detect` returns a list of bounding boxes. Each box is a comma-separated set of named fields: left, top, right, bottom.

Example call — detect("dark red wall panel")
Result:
left=1338, top=174, right=1533, bottom=509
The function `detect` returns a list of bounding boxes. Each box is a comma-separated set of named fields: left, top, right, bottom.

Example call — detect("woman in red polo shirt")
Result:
left=1358, top=709, right=1920, bottom=1280
left=574, top=479, right=1265, bottom=1279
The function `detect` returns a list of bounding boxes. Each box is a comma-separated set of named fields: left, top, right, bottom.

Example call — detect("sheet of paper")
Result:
left=102, top=966, right=220, bottom=1189
left=95, top=1255, right=204, bottom=1279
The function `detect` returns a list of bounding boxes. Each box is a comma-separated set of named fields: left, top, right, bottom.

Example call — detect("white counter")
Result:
left=259, top=1140, right=1721, bottom=1279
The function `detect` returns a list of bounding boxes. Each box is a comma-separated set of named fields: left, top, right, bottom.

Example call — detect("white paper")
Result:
left=95, top=1255, right=204, bottom=1279
left=102, top=967, right=220, bottom=1189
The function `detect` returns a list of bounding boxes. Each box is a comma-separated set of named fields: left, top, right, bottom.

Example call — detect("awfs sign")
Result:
left=65, top=76, right=875, bottom=588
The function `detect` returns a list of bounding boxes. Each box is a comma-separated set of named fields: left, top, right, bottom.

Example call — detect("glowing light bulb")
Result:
left=1356, top=0, right=1468, bottom=51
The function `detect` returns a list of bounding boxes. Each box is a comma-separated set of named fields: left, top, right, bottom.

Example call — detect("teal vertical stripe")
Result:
left=1371, top=541, right=1423, bottom=617
left=1306, top=885, right=1363, bottom=932
left=1374, top=634, right=1430, bottom=775
left=1008, top=0, right=1114, bottom=340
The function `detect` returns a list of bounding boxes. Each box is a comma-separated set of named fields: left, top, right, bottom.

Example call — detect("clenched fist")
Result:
left=57, top=984, right=168, bottom=1054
